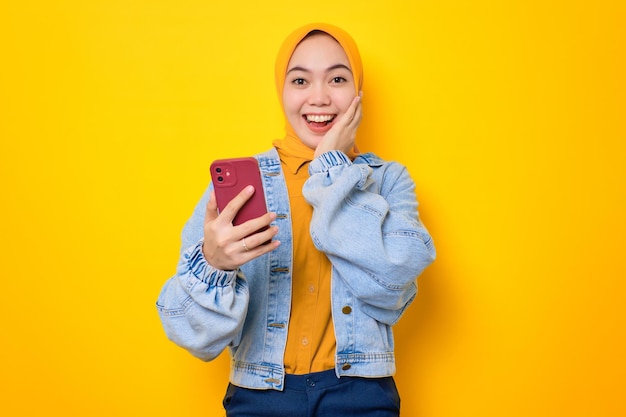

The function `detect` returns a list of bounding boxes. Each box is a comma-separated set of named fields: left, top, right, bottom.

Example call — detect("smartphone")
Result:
left=210, top=157, right=268, bottom=228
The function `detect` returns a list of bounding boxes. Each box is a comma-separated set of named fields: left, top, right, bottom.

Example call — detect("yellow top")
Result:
left=275, top=145, right=336, bottom=374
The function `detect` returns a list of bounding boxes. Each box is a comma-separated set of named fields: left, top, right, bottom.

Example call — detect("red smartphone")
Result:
left=210, top=157, right=268, bottom=228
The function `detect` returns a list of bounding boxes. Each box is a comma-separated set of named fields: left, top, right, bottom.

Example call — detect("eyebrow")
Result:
left=286, top=63, right=352, bottom=75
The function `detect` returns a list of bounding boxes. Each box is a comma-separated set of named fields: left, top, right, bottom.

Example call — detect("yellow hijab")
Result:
left=272, top=23, right=363, bottom=162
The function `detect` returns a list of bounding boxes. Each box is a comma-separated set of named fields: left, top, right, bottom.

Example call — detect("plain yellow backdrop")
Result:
left=1, top=0, right=624, bottom=416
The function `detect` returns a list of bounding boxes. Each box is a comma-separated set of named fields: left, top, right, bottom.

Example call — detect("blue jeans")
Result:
left=223, top=370, right=400, bottom=417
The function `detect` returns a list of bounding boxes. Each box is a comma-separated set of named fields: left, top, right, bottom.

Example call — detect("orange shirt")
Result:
left=278, top=147, right=336, bottom=375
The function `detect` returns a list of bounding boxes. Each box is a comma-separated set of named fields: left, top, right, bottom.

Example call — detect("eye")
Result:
left=291, top=78, right=307, bottom=86
left=331, top=76, right=347, bottom=84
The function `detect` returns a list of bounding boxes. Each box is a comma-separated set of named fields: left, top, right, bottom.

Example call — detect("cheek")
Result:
left=282, top=92, right=302, bottom=116
left=334, top=93, right=355, bottom=114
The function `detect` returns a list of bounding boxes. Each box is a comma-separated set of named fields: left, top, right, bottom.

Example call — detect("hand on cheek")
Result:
left=314, top=93, right=362, bottom=158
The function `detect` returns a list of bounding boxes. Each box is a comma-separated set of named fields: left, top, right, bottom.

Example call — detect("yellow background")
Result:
left=1, top=0, right=624, bottom=416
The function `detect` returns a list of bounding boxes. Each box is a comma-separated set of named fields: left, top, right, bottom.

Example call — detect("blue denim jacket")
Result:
left=156, top=148, right=435, bottom=390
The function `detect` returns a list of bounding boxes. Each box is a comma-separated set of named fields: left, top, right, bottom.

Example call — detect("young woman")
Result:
left=157, top=23, right=435, bottom=417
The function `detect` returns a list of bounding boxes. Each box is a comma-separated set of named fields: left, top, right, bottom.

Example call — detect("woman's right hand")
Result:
left=202, top=185, right=280, bottom=270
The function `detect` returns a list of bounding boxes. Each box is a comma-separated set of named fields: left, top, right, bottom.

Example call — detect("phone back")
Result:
left=210, top=157, right=268, bottom=226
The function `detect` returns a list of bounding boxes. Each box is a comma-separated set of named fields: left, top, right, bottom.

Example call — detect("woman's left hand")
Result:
left=314, top=93, right=362, bottom=158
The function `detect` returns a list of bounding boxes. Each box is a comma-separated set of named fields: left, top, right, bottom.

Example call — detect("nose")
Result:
left=307, top=83, right=330, bottom=106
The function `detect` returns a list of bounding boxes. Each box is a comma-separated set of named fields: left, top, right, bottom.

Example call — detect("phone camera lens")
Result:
left=217, top=176, right=224, bottom=182
left=216, top=167, right=222, bottom=173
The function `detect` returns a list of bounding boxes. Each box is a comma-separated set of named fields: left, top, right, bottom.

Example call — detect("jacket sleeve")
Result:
left=303, top=151, right=435, bottom=324
left=155, top=185, right=249, bottom=361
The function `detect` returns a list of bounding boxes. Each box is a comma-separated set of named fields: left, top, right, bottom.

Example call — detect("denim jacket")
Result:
left=156, top=148, right=435, bottom=391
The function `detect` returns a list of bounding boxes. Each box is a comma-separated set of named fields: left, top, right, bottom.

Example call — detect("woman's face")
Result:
left=282, top=33, right=356, bottom=150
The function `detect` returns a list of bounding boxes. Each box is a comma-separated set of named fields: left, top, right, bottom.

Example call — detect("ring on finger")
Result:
left=242, top=238, right=250, bottom=251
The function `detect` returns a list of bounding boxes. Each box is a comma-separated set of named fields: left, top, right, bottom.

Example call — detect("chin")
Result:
left=293, top=133, right=319, bottom=150
left=302, top=139, right=321, bottom=151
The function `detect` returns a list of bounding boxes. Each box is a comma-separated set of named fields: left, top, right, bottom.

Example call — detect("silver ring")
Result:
left=242, top=238, right=250, bottom=251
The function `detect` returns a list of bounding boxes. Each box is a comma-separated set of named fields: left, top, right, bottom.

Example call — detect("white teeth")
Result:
left=306, top=114, right=334, bottom=123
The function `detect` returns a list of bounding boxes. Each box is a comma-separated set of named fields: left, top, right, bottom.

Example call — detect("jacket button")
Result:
left=341, top=306, right=352, bottom=314
left=342, top=363, right=352, bottom=370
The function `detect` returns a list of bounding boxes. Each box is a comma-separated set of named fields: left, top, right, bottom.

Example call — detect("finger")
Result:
left=219, top=185, right=255, bottom=224
left=241, top=235, right=281, bottom=259
left=228, top=227, right=280, bottom=269
left=238, top=223, right=280, bottom=248
left=346, top=95, right=361, bottom=121
left=332, top=96, right=359, bottom=129
left=205, top=190, right=219, bottom=223
left=350, top=97, right=363, bottom=129
left=234, top=211, right=277, bottom=239
left=241, top=237, right=251, bottom=252
left=251, top=238, right=281, bottom=256
left=350, top=95, right=362, bottom=124
left=335, top=96, right=361, bottom=136
left=335, top=96, right=361, bottom=142
left=348, top=106, right=363, bottom=132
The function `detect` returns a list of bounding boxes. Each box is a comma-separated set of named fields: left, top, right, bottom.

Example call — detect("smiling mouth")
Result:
left=304, top=114, right=336, bottom=125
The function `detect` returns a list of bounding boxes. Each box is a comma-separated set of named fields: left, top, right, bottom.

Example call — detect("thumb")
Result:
left=205, top=190, right=219, bottom=224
